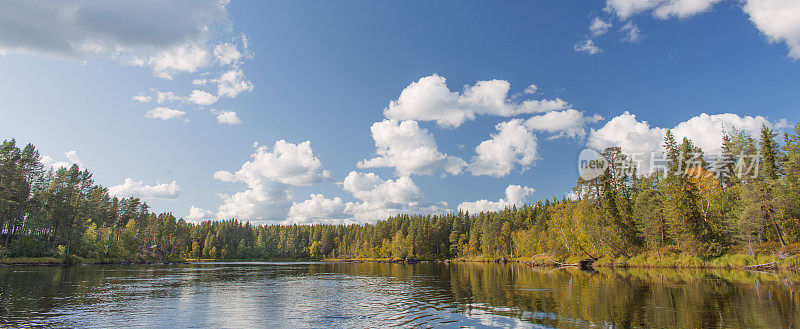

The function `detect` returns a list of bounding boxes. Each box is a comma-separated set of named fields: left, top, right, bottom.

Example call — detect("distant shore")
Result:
left=0, top=256, right=187, bottom=267
left=4, top=250, right=799, bottom=271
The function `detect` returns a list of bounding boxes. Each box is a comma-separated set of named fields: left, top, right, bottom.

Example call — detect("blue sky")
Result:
left=1, top=0, right=799, bottom=224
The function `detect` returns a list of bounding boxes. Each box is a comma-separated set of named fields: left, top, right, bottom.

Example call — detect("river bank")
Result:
left=0, top=256, right=187, bottom=266
left=6, top=245, right=800, bottom=271
left=320, top=248, right=800, bottom=271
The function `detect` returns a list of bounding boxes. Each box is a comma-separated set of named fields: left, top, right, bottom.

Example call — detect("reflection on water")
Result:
left=1, top=262, right=798, bottom=328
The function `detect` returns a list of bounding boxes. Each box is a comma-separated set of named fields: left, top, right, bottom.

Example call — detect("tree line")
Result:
left=1, top=122, right=799, bottom=262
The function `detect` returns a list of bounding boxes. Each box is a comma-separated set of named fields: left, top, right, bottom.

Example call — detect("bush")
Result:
left=8, top=235, right=53, bottom=258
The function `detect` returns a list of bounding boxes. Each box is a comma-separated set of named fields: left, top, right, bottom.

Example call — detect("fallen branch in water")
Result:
left=547, top=258, right=579, bottom=267
left=742, top=262, right=777, bottom=270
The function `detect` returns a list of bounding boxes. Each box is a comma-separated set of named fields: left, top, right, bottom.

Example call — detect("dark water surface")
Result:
left=1, top=262, right=798, bottom=328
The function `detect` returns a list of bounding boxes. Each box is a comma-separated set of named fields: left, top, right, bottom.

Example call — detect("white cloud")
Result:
left=145, top=107, right=186, bottom=120
left=575, top=39, right=602, bottom=55
left=286, top=194, right=354, bottom=225
left=108, top=178, right=180, bottom=199
left=213, top=141, right=318, bottom=222
left=587, top=111, right=666, bottom=157
left=0, top=1, right=230, bottom=78
left=524, top=109, right=604, bottom=139
left=342, top=172, right=420, bottom=204
left=671, top=113, right=788, bottom=152
left=188, top=90, right=218, bottom=106
left=588, top=111, right=788, bottom=174
left=383, top=74, right=569, bottom=128
left=213, top=42, right=241, bottom=66
left=283, top=172, right=450, bottom=224
left=214, top=69, right=254, bottom=98
left=146, top=42, right=210, bottom=79
left=65, top=150, right=81, bottom=166
left=591, top=17, right=613, bottom=36
left=468, top=119, right=538, bottom=177
left=357, top=119, right=466, bottom=177
left=458, top=185, right=535, bottom=214
left=214, top=110, right=242, bottom=125
left=621, top=22, right=643, bottom=42
left=524, top=84, right=538, bottom=94
left=601, top=0, right=800, bottom=59
left=40, top=150, right=83, bottom=170
left=743, top=0, right=800, bottom=59
left=215, top=181, right=292, bottom=222
left=341, top=171, right=447, bottom=223
left=132, top=94, right=151, bottom=103
left=653, top=0, right=722, bottom=19
left=605, top=0, right=721, bottom=20
left=215, top=140, right=331, bottom=187
left=186, top=206, right=214, bottom=222
left=156, top=90, right=182, bottom=104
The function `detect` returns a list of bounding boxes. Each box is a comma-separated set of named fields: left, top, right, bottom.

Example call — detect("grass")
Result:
left=523, top=243, right=800, bottom=270
left=0, top=257, right=62, bottom=265
left=0, top=255, right=186, bottom=266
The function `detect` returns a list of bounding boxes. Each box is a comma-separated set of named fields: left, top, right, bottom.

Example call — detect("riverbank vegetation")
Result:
left=2, top=122, right=800, bottom=268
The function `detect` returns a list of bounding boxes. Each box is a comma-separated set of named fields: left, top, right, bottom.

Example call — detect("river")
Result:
left=1, top=262, right=797, bottom=328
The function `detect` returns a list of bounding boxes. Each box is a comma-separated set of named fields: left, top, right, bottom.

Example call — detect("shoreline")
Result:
left=4, top=254, right=799, bottom=271
left=0, top=257, right=188, bottom=267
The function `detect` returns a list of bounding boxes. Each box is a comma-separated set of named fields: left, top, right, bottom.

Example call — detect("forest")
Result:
left=2, top=122, right=800, bottom=266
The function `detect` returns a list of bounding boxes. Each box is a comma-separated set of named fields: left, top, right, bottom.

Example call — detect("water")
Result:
left=1, top=262, right=798, bottom=328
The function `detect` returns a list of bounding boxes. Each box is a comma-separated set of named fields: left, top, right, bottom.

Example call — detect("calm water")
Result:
left=1, top=262, right=798, bottom=328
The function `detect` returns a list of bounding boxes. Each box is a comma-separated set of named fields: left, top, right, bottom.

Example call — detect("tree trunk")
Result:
left=758, top=186, right=786, bottom=248
left=3, top=224, right=9, bottom=248
left=766, top=205, right=787, bottom=248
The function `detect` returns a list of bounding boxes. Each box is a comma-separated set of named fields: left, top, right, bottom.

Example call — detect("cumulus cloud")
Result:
left=145, top=107, right=186, bottom=120
left=108, top=178, right=180, bottom=199
left=605, top=0, right=721, bottom=20
left=587, top=111, right=666, bottom=157
left=212, top=140, right=331, bottom=222
left=0, top=0, right=230, bottom=78
left=186, top=206, right=214, bottom=222
left=214, top=110, right=242, bottom=125
left=131, top=94, right=152, bottom=103
left=188, top=90, right=218, bottom=106
left=468, top=119, right=538, bottom=177
left=743, top=0, right=800, bottom=59
left=601, top=0, right=800, bottom=59
left=286, top=194, right=353, bottom=225
left=524, top=109, right=604, bottom=139
left=590, top=17, right=613, bottom=36
left=341, top=171, right=447, bottom=223
left=214, top=69, right=254, bottom=98
left=145, top=42, right=210, bottom=79
left=285, top=172, right=450, bottom=224
left=458, top=185, right=535, bottom=214
left=215, top=181, right=292, bottom=222
left=213, top=42, right=242, bottom=66
left=382, top=74, right=569, bottom=128
left=357, top=119, right=466, bottom=176
left=588, top=111, right=789, bottom=173
left=215, top=140, right=331, bottom=187
left=40, top=150, right=83, bottom=170
left=574, top=39, right=602, bottom=55
left=156, top=90, right=182, bottom=104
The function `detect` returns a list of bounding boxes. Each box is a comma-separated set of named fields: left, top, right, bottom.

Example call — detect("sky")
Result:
left=1, top=0, right=799, bottom=225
